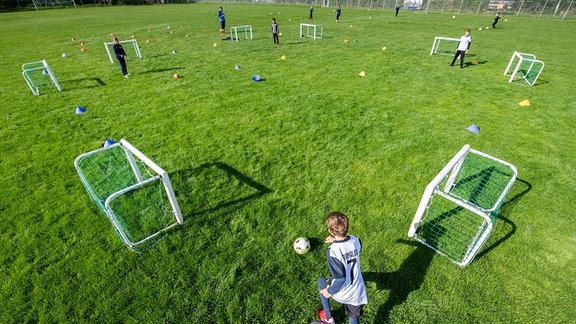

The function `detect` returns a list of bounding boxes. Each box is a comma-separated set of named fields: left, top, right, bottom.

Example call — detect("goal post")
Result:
left=230, top=25, right=253, bottom=42
left=75, top=139, right=182, bottom=252
left=104, top=39, right=142, bottom=63
left=408, top=145, right=518, bottom=267
left=21, top=59, right=62, bottom=96
left=430, top=37, right=460, bottom=56
left=504, top=51, right=545, bottom=86
left=300, top=23, right=323, bottom=39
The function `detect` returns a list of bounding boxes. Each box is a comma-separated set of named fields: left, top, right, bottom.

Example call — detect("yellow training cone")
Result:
left=519, top=99, right=531, bottom=107
left=359, top=71, right=366, bottom=77
left=279, top=32, right=283, bottom=36
left=281, top=55, right=287, bottom=60
left=213, top=42, right=218, bottom=47
left=344, top=39, right=350, bottom=43
left=382, top=46, right=388, bottom=51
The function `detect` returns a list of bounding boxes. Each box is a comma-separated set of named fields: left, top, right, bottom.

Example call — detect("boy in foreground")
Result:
left=112, top=37, right=129, bottom=78
left=317, top=212, right=368, bottom=324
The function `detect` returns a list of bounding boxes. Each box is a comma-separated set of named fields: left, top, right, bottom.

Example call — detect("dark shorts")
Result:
left=220, top=21, right=225, bottom=29
left=344, top=303, right=364, bottom=318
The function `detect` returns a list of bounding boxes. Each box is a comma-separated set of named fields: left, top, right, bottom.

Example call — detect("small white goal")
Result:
left=21, top=59, right=62, bottom=96
left=504, top=51, right=545, bottom=86
left=104, top=39, right=142, bottom=63
left=430, top=37, right=460, bottom=56
left=230, top=25, right=253, bottom=42
left=300, top=23, right=323, bottom=39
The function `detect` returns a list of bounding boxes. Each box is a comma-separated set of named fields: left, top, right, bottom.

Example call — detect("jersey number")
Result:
left=347, top=258, right=357, bottom=285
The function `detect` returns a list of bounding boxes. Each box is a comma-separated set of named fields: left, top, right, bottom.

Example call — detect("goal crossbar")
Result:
left=300, top=23, right=323, bottom=39
left=430, top=37, right=460, bottom=56
left=230, top=25, right=253, bottom=42
left=408, top=145, right=518, bottom=267
left=75, top=139, right=182, bottom=252
left=504, top=51, right=545, bottom=86
left=104, top=39, right=142, bottom=63
left=21, top=59, right=62, bottom=95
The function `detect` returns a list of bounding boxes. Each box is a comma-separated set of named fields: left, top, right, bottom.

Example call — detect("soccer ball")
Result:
left=452, top=15, right=456, bottom=19
left=62, top=53, right=68, bottom=58
left=173, top=73, right=180, bottom=79
left=294, top=237, right=310, bottom=254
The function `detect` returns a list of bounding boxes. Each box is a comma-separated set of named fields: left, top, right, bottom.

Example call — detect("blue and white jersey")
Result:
left=326, top=235, right=368, bottom=306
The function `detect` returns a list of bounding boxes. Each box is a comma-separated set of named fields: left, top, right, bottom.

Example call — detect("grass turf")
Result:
left=0, top=4, right=575, bottom=323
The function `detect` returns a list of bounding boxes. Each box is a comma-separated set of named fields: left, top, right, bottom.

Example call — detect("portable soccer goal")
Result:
left=230, top=25, right=253, bottom=42
left=22, top=59, right=62, bottom=96
left=408, top=145, right=518, bottom=267
left=504, top=51, right=545, bottom=86
left=104, top=39, right=142, bottom=63
left=430, top=37, right=460, bottom=55
left=300, top=23, right=323, bottom=39
left=75, top=139, right=183, bottom=252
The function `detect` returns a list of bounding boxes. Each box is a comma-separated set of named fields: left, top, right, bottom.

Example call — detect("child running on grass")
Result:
left=317, top=212, right=368, bottom=324
left=450, top=28, right=472, bottom=69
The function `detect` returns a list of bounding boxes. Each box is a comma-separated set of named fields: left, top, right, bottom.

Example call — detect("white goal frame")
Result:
left=300, top=23, right=323, bottom=39
left=504, top=51, right=545, bottom=86
left=430, top=37, right=460, bottom=56
left=104, top=39, right=142, bottom=63
left=75, top=139, right=183, bottom=252
left=408, top=144, right=518, bottom=267
left=230, top=25, right=253, bottom=42
left=22, top=59, right=62, bottom=96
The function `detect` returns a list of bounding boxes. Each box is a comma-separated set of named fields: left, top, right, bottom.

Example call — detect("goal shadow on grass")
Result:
left=60, top=77, right=106, bottom=91
left=171, top=162, right=272, bottom=222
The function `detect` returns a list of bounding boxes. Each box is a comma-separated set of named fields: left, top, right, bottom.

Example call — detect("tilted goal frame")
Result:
left=75, top=139, right=182, bottom=252
left=430, top=37, right=460, bottom=56
left=22, top=59, right=62, bottom=96
left=104, top=39, right=142, bottom=63
left=408, top=145, right=518, bottom=267
left=504, top=51, right=545, bottom=86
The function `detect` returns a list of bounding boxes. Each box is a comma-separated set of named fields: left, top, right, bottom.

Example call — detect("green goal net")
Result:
left=408, top=145, right=518, bottom=267
left=22, top=60, right=62, bottom=95
left=75, top=139, right=182, bottom=252
left=504, top=51, right=545, bottom=86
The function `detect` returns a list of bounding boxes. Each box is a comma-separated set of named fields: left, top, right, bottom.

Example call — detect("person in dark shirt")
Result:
left=309, top=6, right=314, bottom=20
left=112, top=37, right=129, bottom=78
left=218, top=6, right=226, bottom=35
left=395, top=4, right=400, bottom=17
left=336, top=6, right=341, bottom=23
left=492, top=13, right=500, bottom=29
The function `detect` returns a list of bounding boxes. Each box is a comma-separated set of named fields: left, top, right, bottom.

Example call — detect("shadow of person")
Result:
left=364, top=237, right=439, bottom=322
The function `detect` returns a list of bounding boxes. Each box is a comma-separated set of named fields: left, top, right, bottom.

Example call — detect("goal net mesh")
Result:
left=412, top=148, right=517, bottom=266
left=76, top=143, right=178, bottom=252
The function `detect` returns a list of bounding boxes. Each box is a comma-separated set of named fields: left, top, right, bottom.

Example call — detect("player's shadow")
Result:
left=60, top=77, right=106, bottom=90
left=363, top=238, right=439, bottom=323
left=170, top=162, right=272, bottom=223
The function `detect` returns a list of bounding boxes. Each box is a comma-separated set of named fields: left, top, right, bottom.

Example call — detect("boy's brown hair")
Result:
left=327, top=212, right=349, bottom=237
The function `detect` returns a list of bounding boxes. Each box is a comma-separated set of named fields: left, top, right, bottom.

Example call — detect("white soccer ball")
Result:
left=452, top=15, right=456, bottom=19
left=62, top=53, right=68, bottom=58
left=479, top=28, right=483, bottom=30
left=293, top=237, right=310, bottom=255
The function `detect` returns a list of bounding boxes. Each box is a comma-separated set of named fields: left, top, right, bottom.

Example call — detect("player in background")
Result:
left=309, top=6, right=314, bottom=20
left=218, top=6, right=226, bottom=35
left=450, top=28, right=472, bottom=69
left=492, top=13, right=501, bottom=29
left=271, top=18, right=279, bottom=46
left=336, top=6, right=342, bottom=23
left=317, top=212, right=368, bottom=324
left=112, top=37, right=129, bottom=78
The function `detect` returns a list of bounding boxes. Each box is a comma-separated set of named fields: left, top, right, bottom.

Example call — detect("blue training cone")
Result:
left=103, top=139, right=116, bottom=148
left=42, top=70, right=49, bottom=74
left=172, top=50, right=177, bottom=54
left=75, top=106, right=86, bottom=114
left=252, top=75, right=261, bottom=82
left=235, top=64, right=241, bottom=70
left=466, top=124, right=480, bottom=134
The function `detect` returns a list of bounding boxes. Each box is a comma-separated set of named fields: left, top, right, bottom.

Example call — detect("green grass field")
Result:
left=1, top=4, right=575, bottom=323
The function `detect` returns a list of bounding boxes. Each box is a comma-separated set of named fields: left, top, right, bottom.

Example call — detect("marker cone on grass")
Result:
left=519, top=99, right=531, bottom=107
left=75, top=106, right=86, bottom=114
left=466, top=124, right=480, bottom=134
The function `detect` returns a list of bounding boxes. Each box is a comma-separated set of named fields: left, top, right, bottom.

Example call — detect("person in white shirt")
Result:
left=450, top=29, right=472, bottom=68
left=317, top=212, right=368, bottom=324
